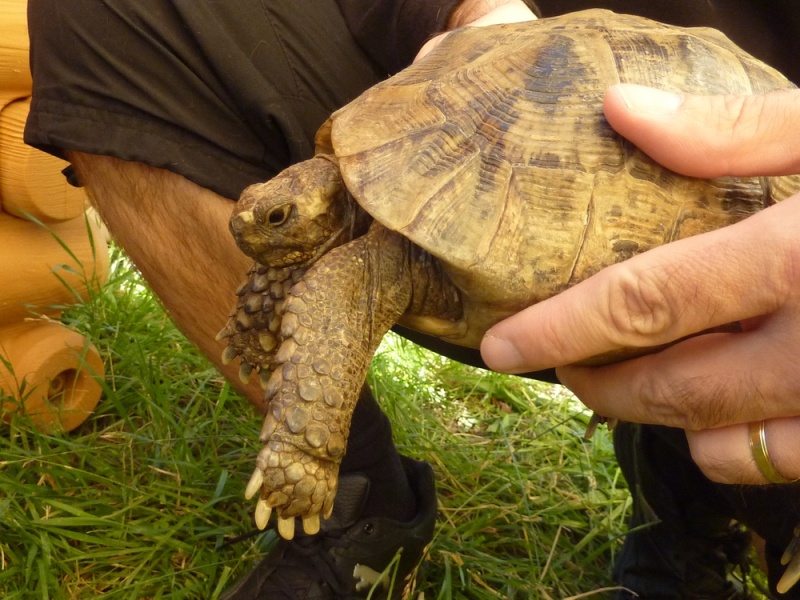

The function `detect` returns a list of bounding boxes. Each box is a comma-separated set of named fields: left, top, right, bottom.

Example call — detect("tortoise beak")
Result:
left=230, top=208, right=255, bottom=235
left=230, top=209, right=262, bottom=257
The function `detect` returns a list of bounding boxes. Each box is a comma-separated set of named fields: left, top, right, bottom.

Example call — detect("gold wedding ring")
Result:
left=749, top=420, right=791, bottom=484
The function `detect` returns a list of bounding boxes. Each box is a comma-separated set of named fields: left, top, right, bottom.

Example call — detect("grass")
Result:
left=0, top=247, right=767, bottom=599
left=369, top=336, right=629, bottom=599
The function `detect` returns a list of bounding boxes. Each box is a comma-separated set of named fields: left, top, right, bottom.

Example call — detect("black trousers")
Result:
left=615, top=422, right=800, bottom=597
left=25, top=0, right=385, bottom=200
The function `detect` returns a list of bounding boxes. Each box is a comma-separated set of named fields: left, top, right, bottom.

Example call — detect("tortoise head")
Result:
left=230, top=156, right=363, bottom=267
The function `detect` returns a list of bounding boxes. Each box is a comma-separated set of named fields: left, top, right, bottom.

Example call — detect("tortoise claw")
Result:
left=584, top=412, right=619, bottom=440
left=245, top=467, right=264, bottom=500
left=778, top=552, right=800, bottom=594
left=302, top=514, right=321, bottom=535
left=323, top=498, right=334, bottom=521
left=255, top=498, right=272, bottom=530
left=783, top=525, right=800, bottom=565
left=778, top=525, right=800, bottom=594
left=221, top=345, right=238, bottom=366
left=584, top=412, right=603, bottom=440
left=277, top=515, right=296, bottom=540
left=239, top=361, right=254, bottom=384
left=259, top=370, right=271, bottom=390
left=247, top=441, right=339, bottom=539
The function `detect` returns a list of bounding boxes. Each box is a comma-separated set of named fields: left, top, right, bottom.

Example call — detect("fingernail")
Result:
left=616, top=84, right=683, bottom=115
left=481, top=334, right=524, bottom=373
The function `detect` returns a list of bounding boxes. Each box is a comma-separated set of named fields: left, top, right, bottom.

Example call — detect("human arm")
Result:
left=480, top=84, right=800, bottom=485
left=334, top=0, right=539, bottom=74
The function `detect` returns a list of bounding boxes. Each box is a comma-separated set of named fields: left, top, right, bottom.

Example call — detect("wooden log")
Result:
left=0, top=210, right=110, bottom=325
left=0, top=98, right=89, bottom=222
left=0, top=0, right=32, bottom=103
left=0, top=320, right=104, bottom=432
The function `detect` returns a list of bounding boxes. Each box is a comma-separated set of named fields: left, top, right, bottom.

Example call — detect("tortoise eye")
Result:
left=266, top=205, right=291, bottom=227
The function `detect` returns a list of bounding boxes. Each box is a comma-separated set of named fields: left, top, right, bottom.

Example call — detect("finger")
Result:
left=686, top=417, right=800, bottom=485
left=556, top=318, right=800, bottom=430
left=481, top=198, right=796, bottom=373
left=603, top=84, right=800, bottom=178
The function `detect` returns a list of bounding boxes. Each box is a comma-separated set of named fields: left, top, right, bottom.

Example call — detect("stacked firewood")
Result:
left=0, top=0, right=109, bottom=432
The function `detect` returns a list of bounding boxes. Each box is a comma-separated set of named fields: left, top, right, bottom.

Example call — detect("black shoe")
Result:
left=613, top=517, right=754, bottom=600
left=612, top=423, right=755, bottom=600
left=221, top=457, right=436, bottom=600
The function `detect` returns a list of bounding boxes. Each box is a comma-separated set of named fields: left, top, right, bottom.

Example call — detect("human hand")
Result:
left=414, top=0, right=537, bottom=62
left=481, top=84, right=800, bottom=485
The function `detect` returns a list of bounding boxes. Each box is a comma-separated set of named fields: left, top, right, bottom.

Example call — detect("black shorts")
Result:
left=25, top=0, right=384, bottom=200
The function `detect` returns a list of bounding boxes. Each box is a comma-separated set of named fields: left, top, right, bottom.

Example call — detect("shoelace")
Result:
left=270, top=527, right=354, bottom=599
left=218, top=524, right=358, bottom=599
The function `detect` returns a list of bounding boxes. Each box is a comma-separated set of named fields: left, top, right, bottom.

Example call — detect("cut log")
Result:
left=0, top=98, right=89, bottom=222
left=0, top=211, right=110, bottom=325
left=0, top=0, right=32, bottom=102
left=0, top=320, right=104, bottom=432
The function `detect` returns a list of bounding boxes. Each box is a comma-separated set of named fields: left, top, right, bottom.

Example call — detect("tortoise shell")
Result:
left=319, top=9, right=799, bottom=335
left=226, top=10, right=800, bottom=535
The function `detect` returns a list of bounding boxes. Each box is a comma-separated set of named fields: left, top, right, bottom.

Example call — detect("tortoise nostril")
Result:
left=231, top=210, right=255, bottom=233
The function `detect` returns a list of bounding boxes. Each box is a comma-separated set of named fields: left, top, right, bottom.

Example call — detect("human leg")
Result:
left=713, top=458, right=800, bottom=598
left=613, top=423, right=800, bottom=599
left=69, top=152, right=266, bottom=404
left=612, top=423, right=754, bottom=600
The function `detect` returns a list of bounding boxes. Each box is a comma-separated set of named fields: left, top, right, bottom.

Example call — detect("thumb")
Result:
left=603, top=84, right=800, bottom=178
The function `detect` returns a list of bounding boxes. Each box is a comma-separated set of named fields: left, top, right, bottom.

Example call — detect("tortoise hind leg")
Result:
left=399, top=313, right=468, bottom=338
left=247, top=223, right=414, bottom=538
left=217, top=262, right=301, bottom=404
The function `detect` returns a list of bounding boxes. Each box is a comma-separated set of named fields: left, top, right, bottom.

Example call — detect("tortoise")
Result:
left=216, top=9, right=800, bottom=540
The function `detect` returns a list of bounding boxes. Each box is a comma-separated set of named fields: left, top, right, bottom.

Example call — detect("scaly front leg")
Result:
left=245, top=224, right=413, bottom=539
